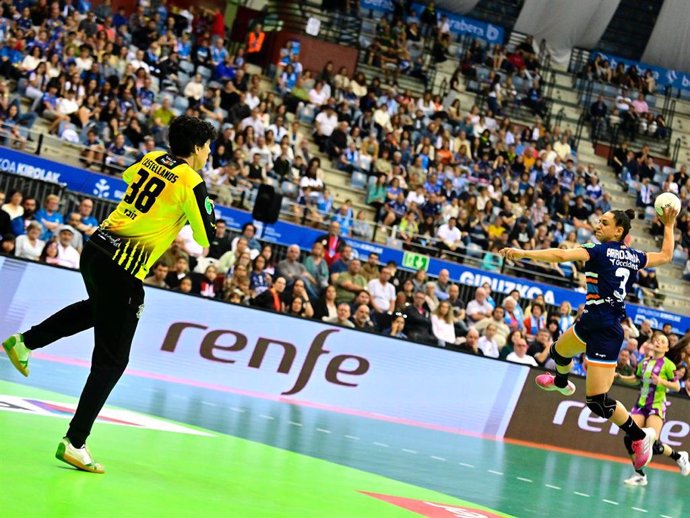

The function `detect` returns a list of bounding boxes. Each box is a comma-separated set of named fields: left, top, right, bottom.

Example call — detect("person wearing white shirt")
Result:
left=367, top=267, right=396, bottom=315
left=477, top=324, right=500, bottom=358
left=129, top=50, right=151, bottom=75
left=436, top=217, right=463, bottom=253
left=506, top=339, right=538, bottom=366
left=431, top=301, right=456, bottom=346
left=466, top=287, right=493, bottom=323
left=245, top=89, right=261, bottom=110
left=240, top=109, right=266, bottom=137
left=553, top=136, right=571, bottom=160
left=14, top=222, right=45, bottom=261
left=183, top=74, right=204, bottom=102
left=268, top=118, right=288, bottom=142
left=315, top=109, right=338, bottom=137
left=406, top=186, right=426, bottom=207
left=55, top=226, right=81, bottom=269
left=308, top=81, right=328, bottom=106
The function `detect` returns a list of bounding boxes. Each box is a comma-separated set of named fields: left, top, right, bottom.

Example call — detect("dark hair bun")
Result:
left=624, top=209, right=636, bottom=220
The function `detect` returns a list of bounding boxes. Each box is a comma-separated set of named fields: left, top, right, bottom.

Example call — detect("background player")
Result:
left=2, top=116, right=216, bottom=473
left=499, top=207, right=677, bottom=471
left=616, top=332, right=689, bottom=485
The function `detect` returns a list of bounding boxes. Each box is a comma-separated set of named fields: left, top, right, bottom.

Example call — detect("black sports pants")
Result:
left=23, top=240, right=145, bottom=447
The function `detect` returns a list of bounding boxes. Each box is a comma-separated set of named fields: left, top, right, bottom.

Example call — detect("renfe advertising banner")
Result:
left=506, top=374, right=690, bottom=468
left=0, top=257, right=528, bottom=437
left=3, top=146, right=689, bottom=331
left=2, top=256, right=690, bottom=464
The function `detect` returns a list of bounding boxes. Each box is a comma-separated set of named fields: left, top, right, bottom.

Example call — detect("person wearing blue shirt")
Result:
left=211, top=40, right=228, bottom=67
left=332, top=205, right=354, bottom=237
left=215, top=56, right=236, bottom=82
left=0, top=40, right=24, bottom=79
left=35, top=194, right=64, bottom=241
left=112, top=7, right=127, bottom=28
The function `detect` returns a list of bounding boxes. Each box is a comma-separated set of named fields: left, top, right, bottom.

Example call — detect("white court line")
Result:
left=602, top=499, right=619, bottom=506
left=402, top=449, right=418, bottom=454
left=488, top=470, right=503, bottom=476
left=373, top=441, right=388, bottom=447
left=459, top=462, right=475, bottom=468
left=316, top=428, right=331, bottom=434
left=430, top=456, right=446, bottom=461
left=574, top=492, right=590, bottom=498
left=200, top=401, right=216, bottom=406
left=288, top=421, right=303, bottom=427
left=258, top=414, right=274, bottom=420
left=661, top=515, right=675, bottom=518
left=631, top=508, right=648, bottom=513
left=230, top=407, right=245, bottom=413
left=545, top=484, right=561, bottom=490
left=345, top=435, right=360, bottom=440
left=517, top=477, right=533, bottom=483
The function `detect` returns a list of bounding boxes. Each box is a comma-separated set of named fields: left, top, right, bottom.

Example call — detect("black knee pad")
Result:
left=550, top=343, right=571, bottom=367
left=653, top=440, right=664, bottom=455
left=586, top=393, right=616, bottom=419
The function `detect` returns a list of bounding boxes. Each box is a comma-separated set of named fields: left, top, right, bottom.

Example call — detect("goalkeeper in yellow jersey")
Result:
left=2, top=116, right=217, bottom=473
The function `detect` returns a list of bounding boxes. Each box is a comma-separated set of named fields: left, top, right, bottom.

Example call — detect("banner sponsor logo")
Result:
left=161, top=323, right=370, bottom=396
left=0, top=158, right=62, bottom=183
left=505, top=372, right=690, bottom=466
left=360, top=1, right=504, bottom=44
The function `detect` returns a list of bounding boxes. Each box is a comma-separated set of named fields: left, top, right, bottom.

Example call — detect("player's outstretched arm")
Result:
left=498, top=246, right=590, bottom=264
left=646, top=206, right=678, bottom=268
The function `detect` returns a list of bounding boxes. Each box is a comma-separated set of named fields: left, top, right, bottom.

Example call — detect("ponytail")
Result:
left=611, top=209, right=636, bottom=242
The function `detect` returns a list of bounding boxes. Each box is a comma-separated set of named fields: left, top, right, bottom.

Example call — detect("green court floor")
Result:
left=1, top=358, right=688, bottom=518
left=0, top=380, right=510, bottom=518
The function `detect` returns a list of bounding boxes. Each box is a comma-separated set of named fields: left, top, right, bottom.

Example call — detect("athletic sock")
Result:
left=635, top=468, right=645, bottom=477
left=67, top=435, right=84, bottom=449
left=670, top=451, right=681, bottom=461
left=554, top=371, right=569, bottom=388
left=619, top=416, right=646, bottom=441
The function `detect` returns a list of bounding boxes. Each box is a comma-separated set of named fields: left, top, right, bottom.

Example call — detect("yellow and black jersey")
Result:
left=95, top=150, right=216, bottom=280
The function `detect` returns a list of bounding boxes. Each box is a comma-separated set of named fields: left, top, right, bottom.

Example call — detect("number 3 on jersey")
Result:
left=613, top=267, right=630, bottom=301
left=123, top=169, right=166, bottom=213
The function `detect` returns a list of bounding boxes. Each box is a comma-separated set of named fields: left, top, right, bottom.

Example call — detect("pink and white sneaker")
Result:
left=535, top=373, right=576, bottom=396
left=632, top=428, right=656, bottom=470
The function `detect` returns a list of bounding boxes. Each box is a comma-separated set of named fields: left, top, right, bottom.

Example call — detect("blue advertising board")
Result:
left=359, top=0, right=504, bottom=45
left=2, top=146, right=688, bottom=332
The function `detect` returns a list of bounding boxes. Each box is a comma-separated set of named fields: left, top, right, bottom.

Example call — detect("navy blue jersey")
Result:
left=580, top=241, right=647, bottom=324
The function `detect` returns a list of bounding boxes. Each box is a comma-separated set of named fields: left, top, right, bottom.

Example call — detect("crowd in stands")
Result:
left=1, top=2, right=690, bottom=385
left=610, top=140, right=690, bottom=294
left=3, top=185, right=690, bottom=394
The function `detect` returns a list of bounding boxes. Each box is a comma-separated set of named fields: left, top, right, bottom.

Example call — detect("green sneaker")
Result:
left=2, top=333, right=31, bottom=377
left=55, top=437, right=105, bottom=474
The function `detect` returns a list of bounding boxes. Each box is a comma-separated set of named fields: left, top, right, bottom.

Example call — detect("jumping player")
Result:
left=2, top=116, right=217, bottom=473
left=616, top=332, right=689, bottom=485
left=499, top=207, right=677, bottom=471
